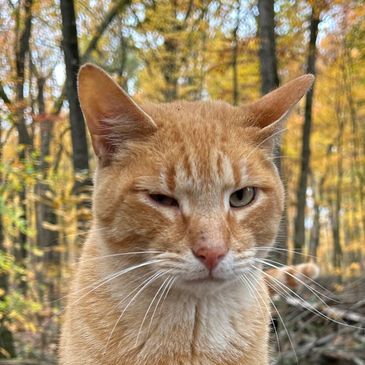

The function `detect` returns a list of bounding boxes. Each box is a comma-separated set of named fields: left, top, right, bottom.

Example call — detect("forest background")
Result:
left=0, top=0, right=364, bottom=364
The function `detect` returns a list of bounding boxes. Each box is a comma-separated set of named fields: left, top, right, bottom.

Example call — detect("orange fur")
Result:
left=59, top=64, right=314, bottom=365
left=265, top=262, right=320, bottom=296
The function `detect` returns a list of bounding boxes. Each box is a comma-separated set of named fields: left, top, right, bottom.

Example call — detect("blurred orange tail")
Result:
left=264, top=262, right=320, bottom=296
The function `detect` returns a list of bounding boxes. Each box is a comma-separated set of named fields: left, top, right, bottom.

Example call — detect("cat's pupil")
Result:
left=236, top=189, right=244, bottom=200
left=149, top=194, right=179, bottom=207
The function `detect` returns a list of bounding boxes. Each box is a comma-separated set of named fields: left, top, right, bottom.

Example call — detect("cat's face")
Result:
left=78, top=64, right=313, bottom=293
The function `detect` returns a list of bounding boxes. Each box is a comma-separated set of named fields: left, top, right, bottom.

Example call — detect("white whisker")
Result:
left=256, top=258, right=335, bottom=307
left=246, top=127, right=288, bottom=161
left=66, top=259, right=165, bottom=309
left=147, top=275, right=175, bottom=334
left=159, top=276, right=176, bottom=314
left=103, top=270, right=166, bottom=354
left=255, top=246, right=319, bottom=260
left=259, top=257, right=339, bottom=303
left=135, top=273, right=172, bottom=345
left=254, top=265, right=363, bottom=330
left=247, top=270, right=298, bottom=364
left=76, top=250, right=163, bottom=264
left=240, top=273, right=282, bottom=355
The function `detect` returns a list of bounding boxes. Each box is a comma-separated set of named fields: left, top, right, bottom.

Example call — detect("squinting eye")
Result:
left=229, top=187, right=256, bottom=208
left=149, top=194, right=179, bottom=207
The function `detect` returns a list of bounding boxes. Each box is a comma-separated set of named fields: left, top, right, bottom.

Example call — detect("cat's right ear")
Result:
left=78, top=64, right=157, bottom=164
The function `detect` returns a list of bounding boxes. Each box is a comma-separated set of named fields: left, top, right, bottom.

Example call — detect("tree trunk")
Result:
left=232, top=1, right=241, bottom=106
left=309, top=198, right=320, bottom=260
left=117, top=33, right=128, bottom=90
left=331, top=106, right=345, bottom=269
left=198, top=28, right=207, bottom=100
left=15, top=0, right=33, bottom=149
left=162, top=37, right=179, bottom=101
left=293, top=7, right=320, bottom=263
left=258, top=0, right=279, bottom=95
left=161, top=2, right=181, bottom=102
left=257, top=0, right=288, bottom=264
left=35, top=77, right=59, bottom=302
left=35, top=77, right=58, bottom=254
left=0, top=120, right=16, bottom=359
left=60, top=0, right=90, bottom=174
left=343, top=44, right=365, bottom=242
left=60, top=0, right=92, bottom=231
left=332, top=181, right=343, bottom=269
left=14, top=0, right=34, bottom=264
left=309, top=144, right=331, bottom=259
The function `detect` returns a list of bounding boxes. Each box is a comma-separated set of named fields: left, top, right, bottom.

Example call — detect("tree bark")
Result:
left=0, top=120, right=16, bottom=359
left=331, top=107, right=345, bottom=268
left=232, top=1, right=241, bottom=106
left=343, top=44, right=365, bottom=242
left=162, top=36, right=179, bottom=101
left=258, top=0, right=279, bottom=95
left=35, top=77, right=58, bottom=258
left=34, top=77, right=60, bottom=302
left=309, top=197, right=320, bottom=260
left=160, top=2, right=183, bottom=102
left=309, top=144, right=331, bottom=259
left=293, top=7, right=320, bottom=263
left=117, top=33, right=128, bottom=90
left=14, top=0, right=34, bottom=267
left=60, top=0, right=90, bottom=174
left=60, top=0, right=93, bottom=232
left=257, top=0, right=288, bottom=264
left=15, top=0, right=33, bottom=149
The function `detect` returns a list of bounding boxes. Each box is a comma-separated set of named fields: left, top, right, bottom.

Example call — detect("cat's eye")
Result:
left=149, top=194, right=179, bottom=207
left=229, top=187, right=256, bottom=208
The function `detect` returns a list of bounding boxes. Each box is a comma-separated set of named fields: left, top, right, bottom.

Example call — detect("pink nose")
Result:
left=192, top=246, right=228, bottom=271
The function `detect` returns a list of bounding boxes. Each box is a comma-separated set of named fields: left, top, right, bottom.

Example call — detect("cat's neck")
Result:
left=131, top=287, right=256, bottom=363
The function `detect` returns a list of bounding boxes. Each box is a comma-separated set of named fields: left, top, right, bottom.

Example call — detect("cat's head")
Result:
left=78, top=64, right=313, bottom=293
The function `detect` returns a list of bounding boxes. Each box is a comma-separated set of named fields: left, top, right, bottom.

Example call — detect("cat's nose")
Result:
left=192, top=246, right=228, bottom=271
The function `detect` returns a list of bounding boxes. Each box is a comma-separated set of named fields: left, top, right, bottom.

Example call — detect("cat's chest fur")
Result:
left=61, top=259, right=269, bottom=365
left=126, top=290, right=253, bottom=363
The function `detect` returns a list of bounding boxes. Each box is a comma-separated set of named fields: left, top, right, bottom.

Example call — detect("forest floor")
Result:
left=273, top=275, right=365, bottom=365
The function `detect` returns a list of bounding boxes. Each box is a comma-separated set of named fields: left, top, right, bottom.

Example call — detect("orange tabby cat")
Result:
left=59, top=64, right=314, bottom=365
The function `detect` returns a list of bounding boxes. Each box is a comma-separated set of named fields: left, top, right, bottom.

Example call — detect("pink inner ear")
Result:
left=250, top=105, right=287, bottom=129
left=90, top=112, right=158, bottom=164
left=94, top=121, right=117, bottom=156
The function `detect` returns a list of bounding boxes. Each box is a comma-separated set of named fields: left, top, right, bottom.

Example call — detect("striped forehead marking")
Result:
left=162, top=149, right=243, bottom=194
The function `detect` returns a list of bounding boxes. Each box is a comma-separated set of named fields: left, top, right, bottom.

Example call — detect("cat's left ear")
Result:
left=78, top=64, right=157, bottom=165
left=245, top=74, right=314, bottom=151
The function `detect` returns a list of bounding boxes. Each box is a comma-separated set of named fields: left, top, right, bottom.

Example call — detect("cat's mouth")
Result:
left=183, top=272, right=230, bottom=284
left=186, top=276, right=226, bottom=283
